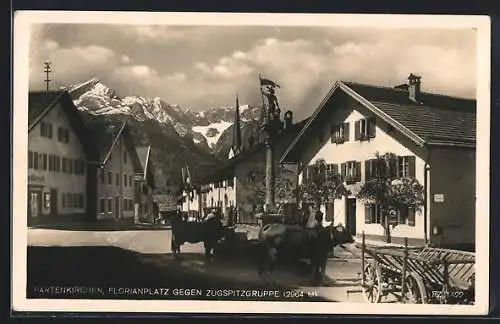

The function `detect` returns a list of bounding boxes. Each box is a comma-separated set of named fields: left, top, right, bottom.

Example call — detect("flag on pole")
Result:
left=259, top=76, right=280, bottom=88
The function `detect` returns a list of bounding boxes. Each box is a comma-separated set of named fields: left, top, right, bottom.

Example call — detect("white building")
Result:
left=281, top=75, right=476, bottom=249
left=27, top=90, right=99, bottom=224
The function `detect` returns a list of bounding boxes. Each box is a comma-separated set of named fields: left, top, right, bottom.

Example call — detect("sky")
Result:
left=29, top=24, right=477, bottom=120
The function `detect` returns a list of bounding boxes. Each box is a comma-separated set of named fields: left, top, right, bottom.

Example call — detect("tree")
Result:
left=247, top=164, right=297, bottom=211
left=296, top=158, right=350, bottom=215
left=356, top=152, right=424, bottom=243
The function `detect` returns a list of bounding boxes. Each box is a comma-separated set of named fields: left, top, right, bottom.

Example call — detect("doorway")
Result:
left=346, top=198, right=357, bottom=236
left=28, top=190, right=42, bottom=220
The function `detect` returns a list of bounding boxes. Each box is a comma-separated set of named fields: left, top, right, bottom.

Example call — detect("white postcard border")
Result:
left=12, top=11, right=491, bottom=315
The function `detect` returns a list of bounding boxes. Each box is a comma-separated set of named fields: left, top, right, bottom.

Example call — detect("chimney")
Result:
left=408, top=73, right=422, bottom=103
left=284, top=110, right=293, bottom=130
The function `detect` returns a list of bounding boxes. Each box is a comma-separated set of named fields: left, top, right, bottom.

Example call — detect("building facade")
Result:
left=83, top=117, right=143, bottom=222
left=195, top=107, right=306, bottom=224
left=135, top=146, right=156, bottom=223
left=281, top=75, right=476, bottom=249
left=27, top=91, right=99, bottom=224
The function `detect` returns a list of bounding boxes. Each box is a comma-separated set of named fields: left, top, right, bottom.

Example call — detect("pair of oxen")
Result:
left=169, top=212, right=354, bottom=285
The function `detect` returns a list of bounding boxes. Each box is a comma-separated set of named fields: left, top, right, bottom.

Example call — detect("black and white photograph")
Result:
left=12, top=12, right=490, bottom=315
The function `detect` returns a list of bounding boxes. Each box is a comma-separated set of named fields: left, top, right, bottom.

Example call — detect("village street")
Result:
left=27, top=227, right=366, bottom=303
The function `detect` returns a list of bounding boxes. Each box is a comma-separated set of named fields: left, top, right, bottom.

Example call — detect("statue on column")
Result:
left=263, top=85, right=281, bottom=120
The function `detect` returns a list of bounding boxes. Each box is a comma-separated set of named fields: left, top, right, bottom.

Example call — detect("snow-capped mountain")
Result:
left=63, top=78, right=262, bottom=152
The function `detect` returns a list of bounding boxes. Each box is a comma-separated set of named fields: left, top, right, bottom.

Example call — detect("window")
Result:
left=55, top=156, right=60, bottom=172
left=33, top=152, right=39, bottom=169
left=341, top=161, right=361, bottom=183
left=397, top=156, right=416, bottom=178
left=42, top=153, right=48, bottom=171
left=58, top=127, right=70, bottom=143
left=396, top=207, right=416, bottom=227
left=40, top=122, right=53, bottom=138
left=48, top=155, right=53, bottom=172
left=364, top=159, right=378, bottom=181
left=129, top=175, right=133, bottom=186
left=62, top=158, right=67, bottom=173
left=68, top=158, right=74, bottom=174
left=227, top=178, right=234, bottom=187
left=28, top=151, right=33, bottom=169
left=62, top=192, right=66, bottom=208
left=123, top=151, right=127, bottom=163
left=365, top=204, right=383, bottom=224
left=108, top=172, right=112, bottom=185
left=100, top=169, right=105, bottom=184
left=355, top=117, right=376, bottom=141
left=124, top=174, right=128, bottom=187
left=116, top=174, right=119, bottom=186
left=331, top=123, right=349, bottom=143
left=325, top=163, right=339, bottom=179
left=100, top=198, right=106, bottom=213
left=108, top=198, right=112, bottom=213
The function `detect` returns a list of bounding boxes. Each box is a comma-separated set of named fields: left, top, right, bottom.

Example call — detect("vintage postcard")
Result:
left=12, top=11, right=491, bottom=315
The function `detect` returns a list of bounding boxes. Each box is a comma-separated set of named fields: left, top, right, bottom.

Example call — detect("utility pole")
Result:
left=43, top=62, right=52, bottom=91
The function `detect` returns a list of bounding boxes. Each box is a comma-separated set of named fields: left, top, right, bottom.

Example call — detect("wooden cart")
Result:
left=359, top=234, right=475, bottom=304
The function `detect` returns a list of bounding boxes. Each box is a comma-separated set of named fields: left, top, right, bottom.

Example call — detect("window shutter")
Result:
left=368, top=117, right=376, bottom=138
left=355, top=161, right=362, bottom=182
left=343, top=122, right=350, bottom=142
left=340, top=163, right=346, bottom=180
left=354, top=120, right=361, bottom=141
left=364, top=160, right=371, bottom=181
left=332, top=163, right=339, bottom=175
left=389, top=156, right=399, bottom=178
left=365, top=204, right=372, bottom=224
left=408, top=155, right=416, bottom=178
left=408, top=207, right=415, bottom=226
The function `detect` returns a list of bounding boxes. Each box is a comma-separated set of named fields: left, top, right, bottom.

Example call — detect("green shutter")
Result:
left=343, top=122, right=350, bottom=142
left=408, top=155, right=416, bottom=178
left=340, top=163, right=347, bottom=180
left=365, top=204, right=372, bottom=224
left=354, top=120, right=361, bottom=141
left=355, top=161, right=362, bottom=182
left=364, top=160, right=371, bottom=181
left=332, top=163, right=339, bottom=175
left=368, top=117, right=376, bottom=138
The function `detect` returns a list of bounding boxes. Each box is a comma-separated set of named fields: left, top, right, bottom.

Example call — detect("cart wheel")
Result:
left=403, top=272, right=428, bottom=304
left=361, top=262, right=382, bottom=303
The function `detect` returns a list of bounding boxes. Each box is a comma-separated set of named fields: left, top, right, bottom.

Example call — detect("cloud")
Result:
left=28, top=26, right=476, bottom=118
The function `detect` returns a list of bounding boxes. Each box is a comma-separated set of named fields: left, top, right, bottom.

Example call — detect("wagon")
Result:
left=358, top=233, right=475, bottom=304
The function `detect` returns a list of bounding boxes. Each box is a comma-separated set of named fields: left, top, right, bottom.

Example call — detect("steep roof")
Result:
left=136, top=146, right=151, bottom=178
left=79, top=114, right=142, bottom=172
left=28, top=91, right=65, bottom=128
left=281, top=80, right=476, bottom=163
left=28, top=90, right=99, bottom=162
left=343, top=82, right=476, bottom=144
